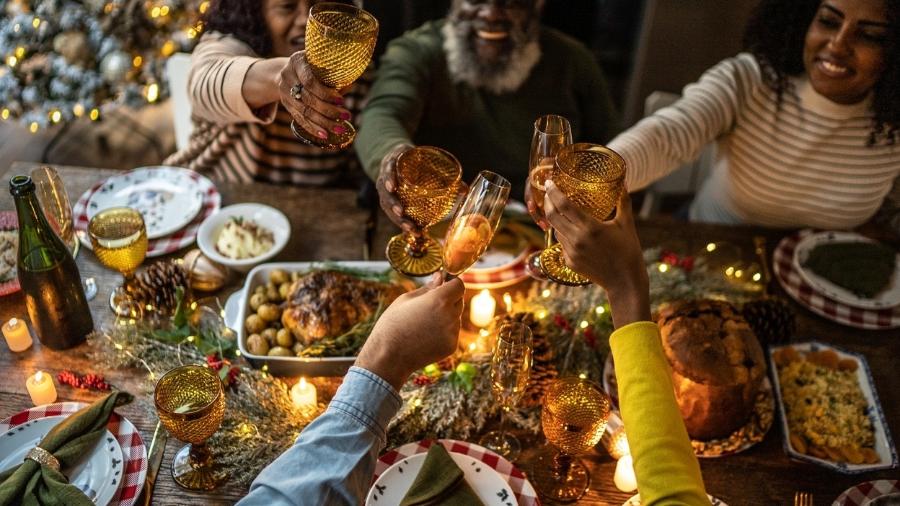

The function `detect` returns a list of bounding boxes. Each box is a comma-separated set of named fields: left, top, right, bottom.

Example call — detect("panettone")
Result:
left=657, top=300, right=766, bottom=440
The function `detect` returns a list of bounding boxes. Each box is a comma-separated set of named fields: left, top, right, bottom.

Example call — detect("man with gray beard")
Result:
left=356, top=0, right=617, bottom=230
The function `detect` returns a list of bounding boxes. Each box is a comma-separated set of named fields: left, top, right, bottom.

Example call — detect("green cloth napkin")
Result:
left=0, top=391, right=133, bottom=506
left=399, top=444, right=485, bottom=506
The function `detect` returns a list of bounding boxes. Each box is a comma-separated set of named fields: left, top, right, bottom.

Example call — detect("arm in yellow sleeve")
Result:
left=610, top=321, right=708, bottom=506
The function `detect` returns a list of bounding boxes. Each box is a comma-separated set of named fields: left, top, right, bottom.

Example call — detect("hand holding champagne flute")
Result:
left=442, top=171, right=511, bottom=277
left=525, top=115, right=573, bottom=280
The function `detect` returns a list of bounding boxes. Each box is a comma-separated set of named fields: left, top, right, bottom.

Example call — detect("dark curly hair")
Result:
left=743, top=0, right=899, bottom=145
left=202, top=0, right=273, bottom=56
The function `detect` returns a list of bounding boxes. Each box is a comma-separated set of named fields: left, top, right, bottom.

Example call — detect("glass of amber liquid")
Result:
left=442, top=171, right=511, bottom=277
left=290, top=2, right=378, bottom=150
left=526, top=115, right=572, bottom=280
left=88, top=207, right=148, bottom=315
left=539, top=143, right=626, bottom=286
left=154, top=365, right=226, bottom=490
left=533, top=377, right=611, bottom=502
left=479, top=322, right=532, bottom=460
left=385, top=146, right=462, bottom=276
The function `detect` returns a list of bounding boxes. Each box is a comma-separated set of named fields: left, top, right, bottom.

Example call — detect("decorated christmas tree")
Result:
left=0, top=0, right=204, bottom=132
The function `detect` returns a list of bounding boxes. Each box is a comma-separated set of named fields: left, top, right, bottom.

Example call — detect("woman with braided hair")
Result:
left=164, top=0, right=370, bottom=186
left=530, top=0, right=900, bottom=230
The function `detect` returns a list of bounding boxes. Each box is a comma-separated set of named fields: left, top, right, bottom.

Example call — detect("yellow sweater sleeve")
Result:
left=610, top=321, right=708, bottom=506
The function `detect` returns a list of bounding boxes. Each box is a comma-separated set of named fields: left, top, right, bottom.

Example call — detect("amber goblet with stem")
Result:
left=533, top=377, right=611, bottom=502
left=385, top=146, right=462, bottom=276
left=154, top=365, right=226, bottom=490
left=442, top=170, right=511, bottom=278
left=478, top=321, right=532, bottom=460
left=88, top=207, right=148, bottom=315
left=289, top=2, right=378, bottom=150
left=539, top=143, right=626, bottom=286
left=525, top=114, right=572, bottom=280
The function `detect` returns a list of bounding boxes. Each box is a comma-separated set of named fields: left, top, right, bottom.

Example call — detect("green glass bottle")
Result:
left=10, top=175, right=93, bottom=350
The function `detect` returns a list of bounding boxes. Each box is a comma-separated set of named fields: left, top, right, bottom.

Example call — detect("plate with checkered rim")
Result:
left=0, top=402, right=147, bottom=506
left=373, top=439, right=539, bottom=505
left=73, top=167, right=220, bottom=258
left=833, top=480, right=900, bottom=505
left=0, top=415, right=123, bottom=505
left=773, top=230, right=900, bottom=329
left=367, top=450, right=513, bottom=505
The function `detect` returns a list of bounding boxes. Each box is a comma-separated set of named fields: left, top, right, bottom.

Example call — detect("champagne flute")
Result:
left=154, top=364, right=226, bottom=490
left=479, top=321, right=532, bottom=460
left=442, top=171, right=511, bottom=277
left=88, top=207, right=148, bottom=315
left=290, top=2, right=378, bottom=150
left=526, top=115, right=572, bottom=280
left=539, top=143, right=626, bottom=286
left=31, top=166, right=97, bottom=300
left=533, top=377, right=611, bottom=502
left=385, top=146, right=462, bottom=276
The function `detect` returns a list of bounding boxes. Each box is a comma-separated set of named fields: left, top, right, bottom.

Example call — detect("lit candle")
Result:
left=3, top=318, right=33, bottom=352
left=614, top=454, right=638, bottom=493
left=26, top=371, right=57, bottom=406
left=502, top=292, right=513, bottom=313
left=469, top=289, right=496, bottom=328
left=290, top=377, right=317, bottom=412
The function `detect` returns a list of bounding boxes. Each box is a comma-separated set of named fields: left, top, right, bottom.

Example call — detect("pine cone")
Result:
left=496, top=312, right=558, bottom=407
left=126, top=260, right=189, bottom=314
left=742, top=297, right=796, bottom=347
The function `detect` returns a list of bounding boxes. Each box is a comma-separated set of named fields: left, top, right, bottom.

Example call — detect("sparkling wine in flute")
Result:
left=443, top=213, right=493, bottom=276
left=529, top=159, right=554, bottom=216
left=491, top=353, right=531, bottom=409
left=441, top=171, right=510, bottom=277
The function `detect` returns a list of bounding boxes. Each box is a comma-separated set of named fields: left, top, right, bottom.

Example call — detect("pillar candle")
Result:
left=3, top=318, right=33, bottom=352
left=291, top=377, right=317, bottom=412
left=614, top=454, right=638, bottom=493
left=469, top=289, right=496, bottom=328
left=26, top=371, right=57, bottom=406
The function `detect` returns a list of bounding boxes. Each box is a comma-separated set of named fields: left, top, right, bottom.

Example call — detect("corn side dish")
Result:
left=777, top=352, right=875, bottom=452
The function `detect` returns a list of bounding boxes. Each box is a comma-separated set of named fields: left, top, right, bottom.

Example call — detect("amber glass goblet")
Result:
left=88, top=207, right=148, bottom=315
left=154, top=365, right=226, bottom=490
left=533, top=377, right=611, bottom=503
left=539, top=143, right=626, bottom=286
left=289, top=2, right=378, bottom=150
left=442, top=171, right=511, bottom=277
left=386, top=146, right=462, bottom=276
left=525, top=114, right=572, bottom=280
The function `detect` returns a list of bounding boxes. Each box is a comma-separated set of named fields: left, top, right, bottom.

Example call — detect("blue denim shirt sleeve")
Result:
left=237, top=366, right=402, bottom=506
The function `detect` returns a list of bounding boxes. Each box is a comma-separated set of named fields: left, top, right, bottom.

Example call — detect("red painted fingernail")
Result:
left=317, top=130, right=327, bottom=139
left=333, top=125, right=346, bottom=134
left=340, top=112, right=351, bottom=120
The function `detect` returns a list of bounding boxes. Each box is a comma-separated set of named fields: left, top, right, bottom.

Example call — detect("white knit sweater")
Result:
left=610, top=53, right=900, bottom=229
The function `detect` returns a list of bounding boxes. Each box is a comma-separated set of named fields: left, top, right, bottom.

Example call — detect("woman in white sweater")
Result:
left=590, top=0, right=899, bottom=229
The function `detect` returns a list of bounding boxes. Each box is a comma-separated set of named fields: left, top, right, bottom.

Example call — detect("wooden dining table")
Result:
left=1, top=162, right=898, bottom=505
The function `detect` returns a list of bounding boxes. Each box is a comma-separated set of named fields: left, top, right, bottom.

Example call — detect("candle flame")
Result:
left=503, top=292, right=512, bottom=312
left=299, top=377, right=307, bottom=388
left=34, top=371, right=43, bottom=382
left=8, top=318, right=17, bottom=327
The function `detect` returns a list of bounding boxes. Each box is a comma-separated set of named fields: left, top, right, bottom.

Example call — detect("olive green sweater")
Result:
left=356, top=20, right=618, bottom=199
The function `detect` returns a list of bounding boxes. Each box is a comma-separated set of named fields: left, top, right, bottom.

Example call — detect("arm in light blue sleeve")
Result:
left=237, top=367, right=402, bottom=506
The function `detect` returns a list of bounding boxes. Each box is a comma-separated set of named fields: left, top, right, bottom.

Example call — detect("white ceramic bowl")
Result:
left=197, top=203, right=290, bottom=272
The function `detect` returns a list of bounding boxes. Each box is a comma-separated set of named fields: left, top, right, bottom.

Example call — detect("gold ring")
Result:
left=26, top=446, right=60, bottom=472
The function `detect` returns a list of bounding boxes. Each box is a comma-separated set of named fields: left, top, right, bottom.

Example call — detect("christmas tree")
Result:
left=0, top=0, right=204, bottom=132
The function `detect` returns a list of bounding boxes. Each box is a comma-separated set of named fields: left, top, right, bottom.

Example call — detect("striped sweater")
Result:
left=164, top=32, right=368, bottom=186
left=610, top=53, right=900, bottom=229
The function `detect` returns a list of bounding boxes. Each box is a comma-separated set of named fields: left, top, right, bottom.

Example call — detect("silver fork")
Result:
left=794, top=491, right=814, bottom=506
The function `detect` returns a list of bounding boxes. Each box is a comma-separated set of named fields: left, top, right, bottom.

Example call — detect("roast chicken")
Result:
left=281, top=270, right=407, bottom=345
